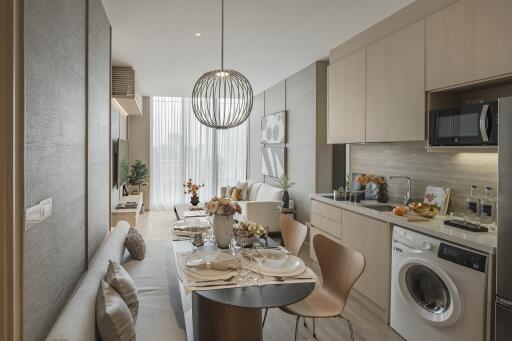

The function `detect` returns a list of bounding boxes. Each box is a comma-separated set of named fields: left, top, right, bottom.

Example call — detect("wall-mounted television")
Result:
left=114, top=138, right=129, bottom=188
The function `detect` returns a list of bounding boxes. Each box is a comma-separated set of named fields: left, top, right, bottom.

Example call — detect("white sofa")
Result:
left=45, top=221, right=185, bottom=341
left=220, top=180, right=293, bottom=233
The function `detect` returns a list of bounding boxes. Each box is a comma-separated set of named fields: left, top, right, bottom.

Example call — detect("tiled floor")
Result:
left=138, top=209, right=404, bottom=341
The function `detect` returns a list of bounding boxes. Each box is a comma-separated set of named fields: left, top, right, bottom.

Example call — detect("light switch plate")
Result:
left=25, top=197, right=52, bottom=230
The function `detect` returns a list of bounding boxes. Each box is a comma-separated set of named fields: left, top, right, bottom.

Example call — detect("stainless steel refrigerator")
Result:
left=496, top=96, right=512, bottom=339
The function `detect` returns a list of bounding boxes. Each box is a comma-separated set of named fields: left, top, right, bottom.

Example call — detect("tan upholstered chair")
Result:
left=280, top=234, right=366, bottom=341
left=262, top=215, right=308, bottom=326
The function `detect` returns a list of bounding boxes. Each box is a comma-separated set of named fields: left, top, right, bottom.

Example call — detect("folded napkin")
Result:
left=187, top=259, right=239, bottom=271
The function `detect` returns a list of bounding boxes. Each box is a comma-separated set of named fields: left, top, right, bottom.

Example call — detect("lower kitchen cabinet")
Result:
left=341, top=209, right=391, bottom=315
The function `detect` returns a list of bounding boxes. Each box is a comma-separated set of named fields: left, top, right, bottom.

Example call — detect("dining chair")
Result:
left=279, top=234, right=366, bottom=341
left=262, top=215, right=308, bottom=326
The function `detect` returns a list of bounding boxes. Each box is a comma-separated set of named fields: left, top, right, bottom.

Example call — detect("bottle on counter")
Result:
left=466, top=185, right=480, bottom=221
left=480, top=187, right=496, bottom=225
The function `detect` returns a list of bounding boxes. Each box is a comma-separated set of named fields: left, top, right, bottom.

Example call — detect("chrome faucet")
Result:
left=389, top=176, right=412, bottom=205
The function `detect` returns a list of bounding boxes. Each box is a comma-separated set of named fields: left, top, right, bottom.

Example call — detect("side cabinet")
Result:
left=426, top=0, right=512, bottom=90
left=327, top=49, right=366, bottom=144
left=341, top=209, right=391, bottom=315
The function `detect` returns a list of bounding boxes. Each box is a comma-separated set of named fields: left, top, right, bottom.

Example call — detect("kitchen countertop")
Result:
left=310, top=193, right=497, bottom=254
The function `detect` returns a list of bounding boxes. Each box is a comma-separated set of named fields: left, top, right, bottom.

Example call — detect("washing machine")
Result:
left=390, top=225, right=488, bottom=341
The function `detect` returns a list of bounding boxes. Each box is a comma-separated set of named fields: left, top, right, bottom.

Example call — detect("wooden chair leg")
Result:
left=262, top=308, right=269, bottom=327
left=313, top=318, right=316, bottom=338
left=339, top=315, right=355, bottom=341
left=294, top=316, right=301, bottom=341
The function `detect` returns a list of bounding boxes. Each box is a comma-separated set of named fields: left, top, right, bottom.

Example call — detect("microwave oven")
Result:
left=428, top=101, right=498, bottom=146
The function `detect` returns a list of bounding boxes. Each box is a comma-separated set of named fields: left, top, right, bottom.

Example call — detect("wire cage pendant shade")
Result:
left=191, top=0, right=253, bottom=129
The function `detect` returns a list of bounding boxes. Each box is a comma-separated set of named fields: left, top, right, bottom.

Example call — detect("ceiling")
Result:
left=102, top=0, right=415, bottom=97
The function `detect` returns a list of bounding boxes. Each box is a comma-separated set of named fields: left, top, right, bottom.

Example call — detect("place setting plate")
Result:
left=182, top=252, right=237, bottom=280
left=173, top=221, right=210, bottom=237
left=245, top=252, right=306, bottom=277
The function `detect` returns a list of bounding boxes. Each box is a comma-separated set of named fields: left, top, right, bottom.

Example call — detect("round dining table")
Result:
left=192, top=282, right=315, bottom=341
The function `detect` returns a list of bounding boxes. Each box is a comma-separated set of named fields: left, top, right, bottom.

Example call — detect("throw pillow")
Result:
left=235, top=181, right=249, bottom=201
left=96, top=279, right=136, bottom=341
left=231, top=187, right=243, bottom=201
left=125, top=227, right=146, bottom=260
left=225, top=185, right=235, bottom=198
left=106, top=260, right=139, bottom=322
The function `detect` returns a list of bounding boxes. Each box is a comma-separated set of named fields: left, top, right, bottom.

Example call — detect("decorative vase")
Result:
left=212, top=214, right=233, bottom=248
left=282, top=190, right=290, bottom=209
left=190, top=195, right=199, bottom=206
left=377, top=183, right=389, bottom=203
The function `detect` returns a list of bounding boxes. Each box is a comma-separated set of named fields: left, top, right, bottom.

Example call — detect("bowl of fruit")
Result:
left=408, top=202, right=440, bottom=218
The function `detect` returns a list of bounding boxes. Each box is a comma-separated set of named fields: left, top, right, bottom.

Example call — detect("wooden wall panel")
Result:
left=24, top=0, right=86, bottom=340
left=87, top=0, right=111, bottom=263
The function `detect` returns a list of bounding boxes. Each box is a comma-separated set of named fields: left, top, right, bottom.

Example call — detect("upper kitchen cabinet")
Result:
left=366, top=20, right=426, bottom=142
left=327, top=48, right=366, bottom=144
left=426, top=0, right=512, bottom=90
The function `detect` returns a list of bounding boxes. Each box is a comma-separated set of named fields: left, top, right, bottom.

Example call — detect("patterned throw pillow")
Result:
left=96, top=279, right=136, bottom=341
left=225, top=185, right=235, bottom=198
left=106, top=260, right=139, bottom=322
left=235, top=181, right=249, bottom=201
left=125, top=227, right=146, bottom=260
left=231, top=187, right=243, bottom=201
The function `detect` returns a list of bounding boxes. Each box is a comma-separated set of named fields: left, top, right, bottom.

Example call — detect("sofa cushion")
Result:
left=96, top=279, right=136, bottom=341
left=125, top=227, right=146, bottom=260
left=46, top=223, right=129, bottom=341
left=248, top=182, right=263, bottom=201
left=230, top=187, right=244, bottom=201
left=123, top=240, right=187, bottom=341
left=106, top=260, right=139, bottom=322
left=255, top=184, right=283, bottom=202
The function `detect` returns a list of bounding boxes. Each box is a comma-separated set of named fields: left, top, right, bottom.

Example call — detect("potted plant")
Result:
left=205, top=197, right=242, bottom=248
left=277, top=174, right=295, bottom=209
left=183, top=179, right=205, bottom=206
left=128, top=160, right=149, bottom=195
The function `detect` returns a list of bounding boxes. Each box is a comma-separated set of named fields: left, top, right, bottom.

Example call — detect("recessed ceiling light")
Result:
left=194, top=33, right=202, bottom=37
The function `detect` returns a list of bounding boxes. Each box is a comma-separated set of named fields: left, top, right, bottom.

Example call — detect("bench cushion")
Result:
left=122, top=240, right=186, bottom=340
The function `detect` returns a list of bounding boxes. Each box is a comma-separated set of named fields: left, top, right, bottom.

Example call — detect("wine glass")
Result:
left=252, top=242, right=265, bottom=286
left=235, top=229, right=250, bottom=284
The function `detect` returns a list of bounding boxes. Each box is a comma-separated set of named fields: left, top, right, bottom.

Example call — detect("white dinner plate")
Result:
left=245, top=255, right=306, bottom=277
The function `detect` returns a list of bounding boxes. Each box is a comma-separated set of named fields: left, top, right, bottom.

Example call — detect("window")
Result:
left=150, top=96, right=247, bottom=209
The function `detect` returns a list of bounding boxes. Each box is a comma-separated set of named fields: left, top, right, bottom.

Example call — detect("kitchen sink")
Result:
left=359, top=204, right=396, bottom=212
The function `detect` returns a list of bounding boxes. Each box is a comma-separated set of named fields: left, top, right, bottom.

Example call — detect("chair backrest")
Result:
left=279, top=214, right=307, bottom=257
left=313, top=234, right=365, bottom=306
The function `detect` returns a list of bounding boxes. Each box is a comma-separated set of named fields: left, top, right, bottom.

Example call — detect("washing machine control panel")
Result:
left=438, top=243, right=487, bottom=272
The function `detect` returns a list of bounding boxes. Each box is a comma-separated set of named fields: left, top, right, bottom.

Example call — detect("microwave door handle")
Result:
left=480, top=104, right=489, bottom=142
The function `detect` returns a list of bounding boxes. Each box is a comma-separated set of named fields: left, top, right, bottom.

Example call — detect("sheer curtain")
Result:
left=150, top=96, right=247, bottom=209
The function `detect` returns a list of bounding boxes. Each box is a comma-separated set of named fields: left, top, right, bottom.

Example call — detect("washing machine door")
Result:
left=397, top=257, right=462, bottom=326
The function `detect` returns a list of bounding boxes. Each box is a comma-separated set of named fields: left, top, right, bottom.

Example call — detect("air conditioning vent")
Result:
left=112, top=66, right=142, bottom=116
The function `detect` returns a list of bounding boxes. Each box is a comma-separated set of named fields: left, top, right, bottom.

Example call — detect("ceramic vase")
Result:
left=190, top=195, right=199, bottom=206
left=377, top=183, right=389, bottom=203
left=212, top=214, right=233, bottom=248
left=282, top=190, right=290, bottom=208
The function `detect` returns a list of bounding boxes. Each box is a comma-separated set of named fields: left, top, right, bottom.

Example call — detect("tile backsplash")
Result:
left=349, top=142, right=498, bottom=213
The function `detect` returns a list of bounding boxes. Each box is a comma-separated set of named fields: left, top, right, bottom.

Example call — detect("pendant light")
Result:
left=191, top=0, right=253, bottom=129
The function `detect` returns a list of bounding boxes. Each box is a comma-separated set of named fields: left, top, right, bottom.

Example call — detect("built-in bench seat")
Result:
left=46, top=221, right=185, bottom=341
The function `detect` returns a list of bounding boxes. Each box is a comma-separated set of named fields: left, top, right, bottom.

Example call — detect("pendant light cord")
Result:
left=221, top=0, right=224, bottom=70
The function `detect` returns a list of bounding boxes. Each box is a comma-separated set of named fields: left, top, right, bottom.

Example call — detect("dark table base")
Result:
left=193, top=292, right=263, bottom=341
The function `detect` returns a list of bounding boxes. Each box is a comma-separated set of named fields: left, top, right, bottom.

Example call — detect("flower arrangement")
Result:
left=183, top=179, right=205, bottom=197
left=237, top=220, right=269, bottom=238
left=205, top=197, right=242, bottom=216
left=277, top=174, right=295, bottom=191
left=357, top=174, right=386, bottom=185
